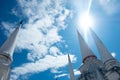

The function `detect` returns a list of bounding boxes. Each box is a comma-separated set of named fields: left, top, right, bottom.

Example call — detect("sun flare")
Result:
left=78, top=13, right=94, bottom=33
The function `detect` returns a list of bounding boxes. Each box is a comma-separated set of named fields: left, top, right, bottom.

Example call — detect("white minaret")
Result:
left=0, top=21, right=22, bottom=80
left=89, top=29, right=114, bottom=63
left=77, top=31, right=105, bottom=80
left=90, top=28, right=120, bottom=80
left=77, top=31, right=97, bottom=63
left=68, top=54, right=75, bottom=80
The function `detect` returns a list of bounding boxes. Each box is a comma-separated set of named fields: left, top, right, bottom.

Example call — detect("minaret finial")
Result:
left=68, top=54, right=75, bottom=80
left=89, top=28, right=113, bottom=63
left=18, top=20, right=23, bottom=29
left=19, top=20, right=23, bottom=24
left=77, top=30, right=96, bottom=63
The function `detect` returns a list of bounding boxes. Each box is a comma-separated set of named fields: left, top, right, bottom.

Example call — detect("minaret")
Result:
left=68, top=54, right=75, bottom=80
left=90, top=28, right=120, bottom=80
left=89, top=28, right=120, bottom=67
left=77, top=31, right=97, bottom=63
left=89, top=28, right=114, bottom=63
left=0, top=21, right=22, bottom=80
left=77, top=31, right=105, bottom=80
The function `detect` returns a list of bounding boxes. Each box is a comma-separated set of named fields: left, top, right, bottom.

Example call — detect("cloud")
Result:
left=11, top=54, right=76, bottom=80
left=111, top=52, right=116, bottom=57
left=9, top=0, right=72, bottom=62
left=54, top=69, right=80, bottom=79
left=0, top=0, right=77, bottom=79
left=49, top=46, right=63, bottom=56
left=74, top=69, right=81, bottom=75
left=54, top=73, right=68, bottom=79
left=50, top=68, right=63, bottom=74
left=1, top=22, right=16, bottom=37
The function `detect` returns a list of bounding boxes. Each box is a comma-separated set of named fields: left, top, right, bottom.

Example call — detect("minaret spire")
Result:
left=89, top=28, right=113, bottom=63
left=0, top=21, right=22, bottom=80
left=90, top=29, right=120, bottom=80
left=68, top=54, right=75, bottom=80
left=77, top=31, right=97, bottom=63
left=0, top=21, right=22, bottom=60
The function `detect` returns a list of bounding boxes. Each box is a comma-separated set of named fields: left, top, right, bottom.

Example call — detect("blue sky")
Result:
left=0, top=0, right=120, bottom=80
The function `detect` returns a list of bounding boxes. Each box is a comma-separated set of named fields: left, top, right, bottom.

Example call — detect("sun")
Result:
left=78, top=12, right=94, bottom=33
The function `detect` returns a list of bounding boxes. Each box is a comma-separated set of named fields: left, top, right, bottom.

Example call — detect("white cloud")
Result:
left=54, top=69, right=81, bottom=79
left=111, top=52, right=116, bottom=57
left=1, top=0, right=96, bottom=80
left=10, top=0, right=71, bottom=62
left=50, top=68, right=62, bottom=74
left=55, top=73, right=68, bottom=79
left=74, top=69, right=81, bottom=76
left=1, top=22, right=16, bottom=37
left=11, top=54, right=76, bottom=80
left=0, top=0, right=77, bottom=79
left=49, top=46, right=62, bottom=56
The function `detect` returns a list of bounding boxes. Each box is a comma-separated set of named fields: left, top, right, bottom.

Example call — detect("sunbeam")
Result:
left=77, top=0, right=94, bottom=35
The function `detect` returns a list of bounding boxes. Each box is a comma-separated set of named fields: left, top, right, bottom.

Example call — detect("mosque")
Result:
left=0, top=21, right=120, bottom=80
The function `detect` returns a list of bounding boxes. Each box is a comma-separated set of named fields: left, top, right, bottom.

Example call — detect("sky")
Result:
left=0, top=0, right=120, bottom=80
